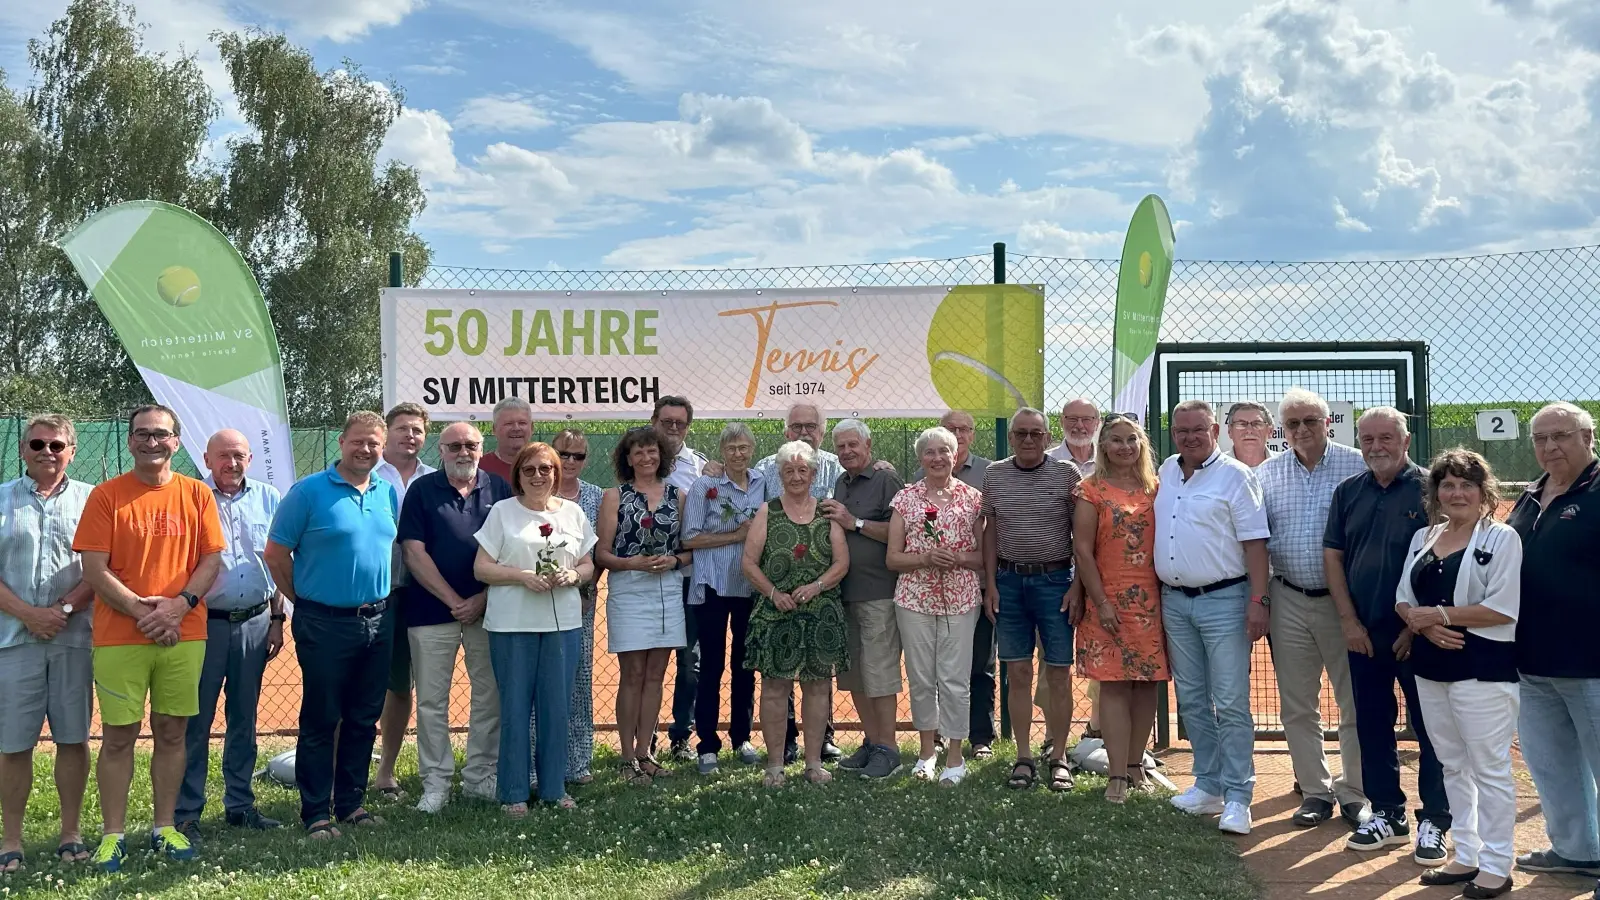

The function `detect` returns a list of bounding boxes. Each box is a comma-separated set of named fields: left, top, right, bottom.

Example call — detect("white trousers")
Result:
left=1415, top=677, right=1520, bottom=877
left=896, top=605, right=980, bottom=741
left=410, top=621, right=500, bottom=796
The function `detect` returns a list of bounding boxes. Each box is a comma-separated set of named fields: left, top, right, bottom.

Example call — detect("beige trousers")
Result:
left=896, top=605, right=981, bottom=740
left=1268, top=578, right=1364, bottom=806
left=410, top=621, right=500, bottom=796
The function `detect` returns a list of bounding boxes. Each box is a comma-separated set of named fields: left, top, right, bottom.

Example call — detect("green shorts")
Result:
left=93, top=641, right=206, bottom=726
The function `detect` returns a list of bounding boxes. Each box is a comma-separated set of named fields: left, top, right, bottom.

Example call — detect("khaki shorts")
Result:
left=93, top=640, right=205, bottom=726
left=0, top=643, right=93, bottom=753
left=836, top=598, right=903, bottom=698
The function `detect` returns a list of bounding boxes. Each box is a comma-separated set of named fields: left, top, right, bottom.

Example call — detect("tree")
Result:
left=0, top=74, right=62, bottom=412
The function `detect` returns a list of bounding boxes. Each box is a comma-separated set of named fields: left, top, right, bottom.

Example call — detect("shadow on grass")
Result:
left=8, top=744, right=1256, bottom=900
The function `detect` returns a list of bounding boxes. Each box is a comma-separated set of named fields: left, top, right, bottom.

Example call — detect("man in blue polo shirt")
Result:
left=398, top=421, right=512, bottom=814
left=265, top=411, right=398, bottom=839
left=1324, top=407, right=1450, bottom=864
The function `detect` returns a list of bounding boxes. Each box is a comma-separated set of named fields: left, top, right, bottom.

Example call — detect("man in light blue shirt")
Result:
left=753, top=403, right=844, bottom=501
left=0, top=415, right=94, bottom=871
left=265, top=411, right=399, bottom=835
left=175, top=430, right=286, bottom=842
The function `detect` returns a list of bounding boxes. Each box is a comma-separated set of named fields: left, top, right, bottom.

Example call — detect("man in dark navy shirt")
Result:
left=1505, top=402, right=1600, bottom=882
left=1323, top=407, right=1450, bottom=864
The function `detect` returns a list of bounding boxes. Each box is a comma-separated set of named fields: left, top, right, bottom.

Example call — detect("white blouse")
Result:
left=474, top=497, right=598, bottom=633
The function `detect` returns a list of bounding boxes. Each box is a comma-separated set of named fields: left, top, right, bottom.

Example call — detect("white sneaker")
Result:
left=416, top=791, right=450, bottom=814
left=462, top=777, right=498, bottom=802
left=1170, top=786, right=1226, bottom=815
left=1218, top=801, right=1252, bottom=835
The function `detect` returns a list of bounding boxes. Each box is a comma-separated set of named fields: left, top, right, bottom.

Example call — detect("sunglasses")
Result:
left=1101, top=412, right=1140, bottom=424
left=441, top=441, right=481, bottom=453
left=28, top=439, right=71, bottom=453
left=557, top=451, right=587, bottom=462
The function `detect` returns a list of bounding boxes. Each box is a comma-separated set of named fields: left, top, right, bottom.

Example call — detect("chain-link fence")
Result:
left=10, top=243, right=1600, bottom=743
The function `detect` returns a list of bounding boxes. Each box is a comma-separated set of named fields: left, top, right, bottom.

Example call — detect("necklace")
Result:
left=927, top=479, right=952, bottom=499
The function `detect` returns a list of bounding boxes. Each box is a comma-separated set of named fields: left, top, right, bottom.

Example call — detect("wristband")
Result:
left=270, top=613, right=287, bottom=623
left=1440, top=607, right=1451, bottom=626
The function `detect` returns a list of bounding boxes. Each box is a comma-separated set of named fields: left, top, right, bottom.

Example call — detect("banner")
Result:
left=1110, top=195, right=1175, bottom=425
left=61, top=201, right=296, bottom=494
left=381, top=285, right=1045, bottom=419
left=1217, top=401, right=1356, bottom=456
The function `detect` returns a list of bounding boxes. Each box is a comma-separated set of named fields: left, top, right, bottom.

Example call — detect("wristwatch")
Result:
left=270, top=613, right=287, bottom=623
left=1251, top=594, right=1271, bottom=608
left=180, top=591, right=201, bottom=609
left=853, top=517, right=865, bottom=532
left=61, top=603, right=74, bottom=615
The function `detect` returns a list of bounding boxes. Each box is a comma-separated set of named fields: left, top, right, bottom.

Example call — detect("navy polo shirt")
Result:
left=1323, top=462, right=1428, bottom=632
left=268, top=464, right=399, bottom=607
left=1506, top=460, right=1600, bottom=678
left=397, top=468, right=514, bottom=628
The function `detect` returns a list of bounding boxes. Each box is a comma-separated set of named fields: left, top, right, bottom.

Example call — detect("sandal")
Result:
left=1007, top=759, right=1037, bottom=790
left=502, top=802, right=529, bottom=818
left=803, top=765, right=832, bottom=785
left=971, top=743, right=994, bottom=760
left=762, top=766, right=786, bottom=788
left=546, top=795, right=578, bottom=810
left=939, top=763, right=968, bottom=787
left=56, top=841, right=90, bottom=864
left=374, top=784, right=405, bottom=803
left=1126, top=764, right=1154, bottom=794
left=0, top=850, right=22, bottom=875
left=1105, top=774, right=1131, bottom=805
left=620, top=761, right=652, bottom=787
left=637, top=757, right=673, bottom=779
left=305, top=820, right=341, bottom=841
left=340, top=809, right=383, bottom=828
left=1048, top=758, right=1075, bottom=793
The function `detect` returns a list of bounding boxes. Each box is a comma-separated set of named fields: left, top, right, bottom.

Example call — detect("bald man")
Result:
left=175, top=430, right=285, bottom=842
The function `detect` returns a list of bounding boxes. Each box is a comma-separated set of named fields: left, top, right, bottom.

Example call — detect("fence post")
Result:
left=389, top=250, right=404, bottom=289
left=992, top=241, right=1012, bottom=742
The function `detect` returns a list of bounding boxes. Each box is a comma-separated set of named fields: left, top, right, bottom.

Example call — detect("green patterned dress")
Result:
left=744, top=498, right=850, bottom=681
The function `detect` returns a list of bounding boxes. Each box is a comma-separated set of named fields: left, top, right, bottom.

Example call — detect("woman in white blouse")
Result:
left=474, top=442, right=597, bottom=815
left=1395, top=448, right=1522, bottom=899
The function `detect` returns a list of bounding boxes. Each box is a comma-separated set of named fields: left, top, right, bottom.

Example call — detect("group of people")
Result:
left=1, top=393, right=1597, bottom=900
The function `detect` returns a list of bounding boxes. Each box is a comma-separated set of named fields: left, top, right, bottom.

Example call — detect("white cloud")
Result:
left=454, top=94, right=553, bottom=132
left=404, top=63, right=464, bottom=76
left=914, top=133, right=997, bottom=153
left=381, top=107, right=460, bottom=183
left=1015, top=223, right=1123, bottom=258
left=677, top=93, right=813, bottom=167
left=238, top=0, right=421, bottom=42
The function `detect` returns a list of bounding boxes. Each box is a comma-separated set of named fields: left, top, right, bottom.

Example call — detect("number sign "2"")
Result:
left=1475, top=409, right=1520, bottom=442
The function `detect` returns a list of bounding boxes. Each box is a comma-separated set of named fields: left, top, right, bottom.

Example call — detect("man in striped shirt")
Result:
left=981, top=407, right=1082, bottom=792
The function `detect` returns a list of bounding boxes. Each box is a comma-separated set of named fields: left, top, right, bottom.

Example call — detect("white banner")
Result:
left=381, top=286, right=1045, bottom=420
left=1217, top=401, right=1356, bottom=455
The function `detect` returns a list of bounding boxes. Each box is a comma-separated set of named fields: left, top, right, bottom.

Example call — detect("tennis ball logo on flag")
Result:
left=926, top=284, right=1045, bottom=415
left=157, top=266, right=201, bottom=307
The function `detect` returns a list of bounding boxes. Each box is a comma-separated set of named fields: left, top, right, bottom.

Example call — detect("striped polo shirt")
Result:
left=979, top=456, right=1081, bottom=564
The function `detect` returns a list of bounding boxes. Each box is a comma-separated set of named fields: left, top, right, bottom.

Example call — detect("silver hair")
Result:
left=1008, top=406, right=1048, bottom=431
left=774, top=439, right=817, bottom=470
left=1532, top=402, right=1595, bottom=434
left=1172, top=399, right=1216, bottom=421
left=1357, top=406, right=1409, bottom=435
left=939, top=409, right=975, bottom=429
left=832, top=418, right=871, bottom=443
left=492, top=396, right=532, bottom=421
left=719, top=421, right=756, bottom=447
left=1226, top=400, right=1272, bottom=426
left=787, top=402, right=826, bottom=431
left=23, top=414, right=77, bottom=448
left=1280, top=387, right=1330, bottom=417
left=915, top=426, right=958, bottom=457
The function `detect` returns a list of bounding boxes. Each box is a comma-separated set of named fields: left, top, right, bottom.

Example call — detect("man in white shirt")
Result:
left=372, top=403, right=436, bottom=801
left=651, top=396, right=706, bottom=762
left=1157, top=399, right=1271, bottom=835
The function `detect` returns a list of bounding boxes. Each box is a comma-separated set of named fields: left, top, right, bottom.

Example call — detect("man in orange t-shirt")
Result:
left=73, top=405, right=224, bottom=872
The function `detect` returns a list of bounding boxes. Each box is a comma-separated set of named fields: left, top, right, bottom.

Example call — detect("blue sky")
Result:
left=4, top=0, right=1600, bottom=273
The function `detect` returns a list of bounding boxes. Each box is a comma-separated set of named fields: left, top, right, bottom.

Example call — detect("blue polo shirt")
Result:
left=268, top=464, right=398, bottom=607
left=397, top=468, right=513, bottom=628
left=1323, top=462, right=1428, bottom=632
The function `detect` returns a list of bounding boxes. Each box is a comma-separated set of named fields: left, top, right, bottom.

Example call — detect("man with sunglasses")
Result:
left=398, top=421, right=512, bottom=813
left=0, top=415, right=95, bottom=874
left=649, top=396, right=709, bottom=763
left=74, top=405, right=226, bottom=870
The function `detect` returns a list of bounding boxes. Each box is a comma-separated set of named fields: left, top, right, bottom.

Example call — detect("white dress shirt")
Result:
left=1154, top=449, right=1270, bottom=588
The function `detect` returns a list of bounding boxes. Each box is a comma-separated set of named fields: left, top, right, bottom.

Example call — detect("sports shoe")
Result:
left=175, top=819, right=203, bottom=846
left=151, top=825, right=196, bottom=862
left=669, top=738, right=696, bottom=762
left=1413, top=820, right=1448, bottom=866
left=1516, top=848, right=1600, bottom=876
left=820, top=741, right=843, bottom=764
left=93, top=834, right=126, bottom=873
left=1345, top=812, right=1409, bottom=852
left=734, top=742, right=761, bottom=765
left=836, top=744, right=873, bottom=771
left=225, top=807, right=281, bottom=830
left=1292, top=797, right=1335, bottom=827
left=462, top=777, right=498, bottom=802
left=1219, top=801, right=1252, bottom=835
left=697, top=753, right=719, bottom=775
left=416, top=791, right=450, bottom=814
left=1170, top=786, right=1225, bottom=816
left=783, top=744, right=800, bottom=765
left=859, top=745, right=903, bottom=779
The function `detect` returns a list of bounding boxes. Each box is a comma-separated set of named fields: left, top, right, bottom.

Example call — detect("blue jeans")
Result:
left=177, top=613, right=270, bottom=822
left=1162, top=584, right=1255, bottom=804
left=490, top=629, right=580, bottom=804
left=1518, top=674, right=1600, bottom=862
left=994, top=567, right=1075, bottom=666
left=1349, top=628, right=1451, bottom=829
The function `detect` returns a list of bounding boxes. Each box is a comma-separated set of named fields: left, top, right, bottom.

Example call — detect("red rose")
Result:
left=924, top=506, right=939, bottom=521
left=641, top=515, right=655, bottom=529
left=706, top=486, right=719, bottom=500
left=539, top=523, right=554, bottom=538
left=793, top=543, right=807, bottom=559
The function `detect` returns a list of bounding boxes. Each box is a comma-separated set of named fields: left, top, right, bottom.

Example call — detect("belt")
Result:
left=208, top=601, right=268, bottom=623
left=1163, top=574, right=1248, bottom=598
left=1276, top=576, right=1331, bottom=598
left=997, top=559, right=1072, bottom=575
left=297, top=598, right=388, bottom=618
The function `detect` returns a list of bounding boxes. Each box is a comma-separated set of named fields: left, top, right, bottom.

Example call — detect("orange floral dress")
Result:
left=1075, top=479, right=1169, bottom=682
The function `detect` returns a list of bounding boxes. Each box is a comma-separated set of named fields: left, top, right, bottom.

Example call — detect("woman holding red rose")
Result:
left=740, top=440, right=850, bottom=787
left=886, top=426, right=986, bottom=785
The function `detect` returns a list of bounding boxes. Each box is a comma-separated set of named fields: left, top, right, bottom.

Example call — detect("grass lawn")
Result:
left=1, top=741, right=1255, bottom=899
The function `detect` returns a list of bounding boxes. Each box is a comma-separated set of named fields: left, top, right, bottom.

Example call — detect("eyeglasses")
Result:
left=557, top=451, right=587, bottom=461
left=655, top=419, right=689, bottom=432
left=1230, top=420, right=1270, bottom=431
left=1011, top=429, right=1049, bottom=441
left=1532, top=430, right=1579, bottom=446
left=789, top=422, right=821, bottom=434
left=441, top=441, right=481, bottom=453
left=1062, top=415, right=1099, bottom=426
left=28, top=439, right=71, bottom=453
left=132, top=429, right=176, bottom=444
left=946, top=425, right=975, bottom=435
left=1282, top=417, right=1326, bottom=432
left=519, top=465, right=557, bottom=477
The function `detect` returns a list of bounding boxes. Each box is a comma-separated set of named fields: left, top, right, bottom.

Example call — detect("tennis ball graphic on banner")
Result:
left=926, top=285, right=1044, bottom=415
left=156, top=265, right=201, bottom=307
left=1139, top=251, right=1153, bottom=288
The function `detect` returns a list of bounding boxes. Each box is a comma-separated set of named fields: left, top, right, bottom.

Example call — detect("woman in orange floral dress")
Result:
left=1070, top=413, right=1169, bottom=803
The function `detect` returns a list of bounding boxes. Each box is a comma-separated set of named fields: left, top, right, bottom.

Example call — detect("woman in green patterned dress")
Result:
left=740, top=440, right=851, bottom=787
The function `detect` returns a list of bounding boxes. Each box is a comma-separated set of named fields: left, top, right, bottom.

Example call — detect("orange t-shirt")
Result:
left=72, top=471, right=227, bottom=647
